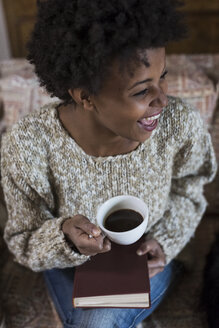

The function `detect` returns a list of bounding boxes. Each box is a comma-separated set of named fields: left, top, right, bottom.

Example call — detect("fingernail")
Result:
left=92, top=228, right=101, bottom=236
left=137, top=250, right=142, bottom=256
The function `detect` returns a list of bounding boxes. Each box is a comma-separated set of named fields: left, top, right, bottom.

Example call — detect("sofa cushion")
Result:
left=187, top=54, right=219, bottom=83
left=166, top=55, right=218, bottom=127
left=0, top=59, right=58, bottom=132
left=0, top=58, right=34, bottom=79
left=0, top=75, right=58, bottom=130
left=182, top=54, right=219, bottom=214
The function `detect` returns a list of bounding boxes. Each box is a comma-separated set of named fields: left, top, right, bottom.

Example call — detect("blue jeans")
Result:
left=44, top=260, right=183, bottom=328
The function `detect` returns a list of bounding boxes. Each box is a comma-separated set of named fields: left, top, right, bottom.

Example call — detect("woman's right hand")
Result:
left=62, top=214, right=111, bottom=256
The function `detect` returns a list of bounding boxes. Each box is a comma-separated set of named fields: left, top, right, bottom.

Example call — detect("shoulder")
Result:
left=1, top=102, right=60, bottom=176
left=2, top=101, right=60, bottom=146
left=4, top=101, right=60, bottom=141
left=159, top=96, right=206, bottom=144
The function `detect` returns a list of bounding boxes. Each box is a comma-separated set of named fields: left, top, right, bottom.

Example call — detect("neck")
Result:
left=57, top=104, right=139, bottom=157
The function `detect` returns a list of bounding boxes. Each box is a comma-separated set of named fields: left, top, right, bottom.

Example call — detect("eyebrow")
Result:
left=128, top=66, right=167, bottom=91
left=128, top=78, right=152, bottom=90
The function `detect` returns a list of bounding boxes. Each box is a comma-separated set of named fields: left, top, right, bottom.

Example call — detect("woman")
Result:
left=1, top=0, right=217, bottom=327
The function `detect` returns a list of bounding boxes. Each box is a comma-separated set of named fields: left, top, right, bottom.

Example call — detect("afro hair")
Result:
left=27, top=0, right=186, bottom=104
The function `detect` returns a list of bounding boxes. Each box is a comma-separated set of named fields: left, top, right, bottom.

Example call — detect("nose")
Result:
left=150, top=87, right=168, bottom=108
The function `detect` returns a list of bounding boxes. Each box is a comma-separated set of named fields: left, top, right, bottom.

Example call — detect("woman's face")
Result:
left=90, top=47, right=168, bottom=143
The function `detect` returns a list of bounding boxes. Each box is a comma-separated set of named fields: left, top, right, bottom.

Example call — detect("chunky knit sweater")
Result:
left=1, top=96, right=217, bottom=272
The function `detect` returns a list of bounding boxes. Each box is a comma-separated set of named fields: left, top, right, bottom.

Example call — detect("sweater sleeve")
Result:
left=1, top=133, right=89, bottom=272
left=148, top=109, right=217, bottom=265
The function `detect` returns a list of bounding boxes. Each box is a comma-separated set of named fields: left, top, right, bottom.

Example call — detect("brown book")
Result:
left=72, top=237, right=151, bottom=308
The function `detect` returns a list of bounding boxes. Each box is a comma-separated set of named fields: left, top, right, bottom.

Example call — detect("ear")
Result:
left=68, top=88, right=95, bottom=111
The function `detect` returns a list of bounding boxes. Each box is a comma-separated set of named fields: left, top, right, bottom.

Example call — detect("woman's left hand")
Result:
left=136, top=238, right=166, bottom=278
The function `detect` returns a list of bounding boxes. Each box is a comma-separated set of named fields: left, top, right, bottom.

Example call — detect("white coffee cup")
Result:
left=97, top=195, right=148, bottom=245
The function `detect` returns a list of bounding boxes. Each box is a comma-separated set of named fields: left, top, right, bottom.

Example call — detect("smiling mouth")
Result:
left=137, top=113, right=161, bottom=126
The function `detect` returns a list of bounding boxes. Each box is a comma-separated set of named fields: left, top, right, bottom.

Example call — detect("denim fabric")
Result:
left=43, top=260, right=183, bottom=328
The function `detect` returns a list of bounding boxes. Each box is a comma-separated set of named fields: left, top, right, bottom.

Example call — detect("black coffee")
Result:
left=104, top=209, right=143, bottom=232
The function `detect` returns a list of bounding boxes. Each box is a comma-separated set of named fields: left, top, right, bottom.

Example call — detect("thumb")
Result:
left=137, top=242, right=152, bottom=256
left=74, top=215, right=101, bottom=237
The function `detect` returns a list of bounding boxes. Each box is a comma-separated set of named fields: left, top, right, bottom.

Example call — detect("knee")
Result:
left=64, top=311, right=117, bottom=328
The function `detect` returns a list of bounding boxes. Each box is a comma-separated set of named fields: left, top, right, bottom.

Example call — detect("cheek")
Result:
left=161, top=80, right=168, bottom=94
left=97, top=101, right=129, bottom=127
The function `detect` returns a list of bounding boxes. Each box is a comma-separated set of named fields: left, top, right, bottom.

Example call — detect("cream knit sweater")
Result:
left=1, top=96, right=217, bottom=271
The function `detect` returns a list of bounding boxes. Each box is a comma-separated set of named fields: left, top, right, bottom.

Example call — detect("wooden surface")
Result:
left=183, top=0, right=219, bottom=12
left=2, top=0, right=37, bottom=58
left=2, top=0, right=219, bottom=57
left=167, top=13, right=219, bottom=54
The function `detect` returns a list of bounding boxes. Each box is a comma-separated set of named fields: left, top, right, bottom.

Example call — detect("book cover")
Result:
left=73, top=237, right=151, bottom=308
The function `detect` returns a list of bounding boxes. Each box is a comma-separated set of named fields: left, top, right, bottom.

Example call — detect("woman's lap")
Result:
left=43, top=260, right=183, bottom=328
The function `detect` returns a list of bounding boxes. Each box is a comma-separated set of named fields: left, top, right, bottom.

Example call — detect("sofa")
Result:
left=0, top=55, right=218, bottom=328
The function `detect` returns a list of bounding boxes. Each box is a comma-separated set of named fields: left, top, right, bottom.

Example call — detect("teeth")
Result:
left=141, top=114, right=160, bottom=124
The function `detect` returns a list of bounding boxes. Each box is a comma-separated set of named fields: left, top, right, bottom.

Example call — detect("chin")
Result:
left=138, top=131, right=153, bottom=143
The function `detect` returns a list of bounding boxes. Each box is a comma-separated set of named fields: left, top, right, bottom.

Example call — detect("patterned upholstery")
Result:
left=0, top=59, right=58, bottom=132
left=166, top=55, right=218, bottom=126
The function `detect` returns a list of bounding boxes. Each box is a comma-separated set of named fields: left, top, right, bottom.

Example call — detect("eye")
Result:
left=133, top=88, right=148, bottom=97
left=160, top=70, right=168, bottom=79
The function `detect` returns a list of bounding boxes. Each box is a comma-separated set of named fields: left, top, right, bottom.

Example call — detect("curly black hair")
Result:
left=27, top=0, right=186, bottom=104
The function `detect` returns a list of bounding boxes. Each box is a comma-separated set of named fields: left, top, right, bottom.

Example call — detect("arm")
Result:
left=2, top=171, right=90, bottom=271
left=1, top=135, right=110, bottom=272
left=147, top=110, right=217, bottom=265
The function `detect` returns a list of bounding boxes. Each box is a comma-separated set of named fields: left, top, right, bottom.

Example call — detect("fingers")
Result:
left=73, top=215, right=102, bottom=237
left=137, top=238, right=159, bottom=256
left=77, top=233, right=111, bottom=256
left=62, top=215, right=111, bottom=256
left=149, top=266, right=164, bottom=278
left=136, top=238, right=166, bottom=278
left=102, top=237, right=112, bottom=253
left=136, top=242, right=151, bottom=256
left=137, top=239, right=165, bottom=260
left=148, top=259, right=165, bottom=270
left=74, top=215, right=111, bottom=255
